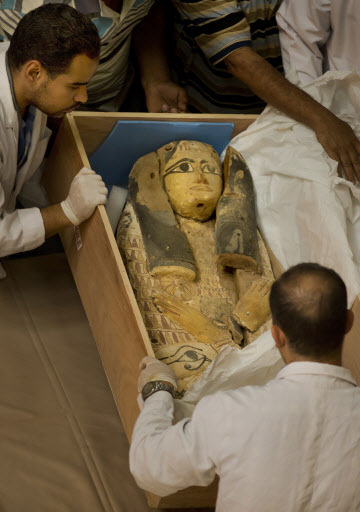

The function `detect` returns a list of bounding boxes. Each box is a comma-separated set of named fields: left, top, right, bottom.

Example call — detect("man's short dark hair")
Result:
left=270, top=263, right=348, bottom=358
left=7, top=3, right=100, bottom=76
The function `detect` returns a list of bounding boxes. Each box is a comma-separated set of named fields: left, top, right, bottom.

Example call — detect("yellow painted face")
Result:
left=163, top=141, right=223, bottom=221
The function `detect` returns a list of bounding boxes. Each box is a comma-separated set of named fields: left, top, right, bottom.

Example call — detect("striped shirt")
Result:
left=0, top=0, right=154, bottom=107
left=170, top=0, right=284, bottom=113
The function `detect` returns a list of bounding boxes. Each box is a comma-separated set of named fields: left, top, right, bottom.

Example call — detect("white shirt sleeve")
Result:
left=276, top=0, right=331, bottom=84
left=129, top=391, right=218, bottom=497
left=0, top=158, right=45, bottom=257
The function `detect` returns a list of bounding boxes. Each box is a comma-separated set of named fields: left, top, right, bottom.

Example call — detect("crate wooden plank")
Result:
left=43, top=116, right=153, bottom=441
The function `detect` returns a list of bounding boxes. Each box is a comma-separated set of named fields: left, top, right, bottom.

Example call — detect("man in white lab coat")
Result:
left=130, top=262, right=360, bottom=511
left=0, top=4, right=107, bottom=260
left=277, top=0, right=360, bottom=85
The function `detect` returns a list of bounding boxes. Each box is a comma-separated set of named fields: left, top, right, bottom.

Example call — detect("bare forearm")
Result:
left=225, top=47, right=333, bottom=130
left=225, top=47, right=360, bottom=183
left=133, top=1, right=187, bottom=113
left=40, top=203, right=73, bottom=239
left=133, top=1, right=170, bottom=88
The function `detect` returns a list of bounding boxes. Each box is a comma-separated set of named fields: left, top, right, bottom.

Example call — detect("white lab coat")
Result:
left=0, top=42, right=51, bottom=259
left=277, top=0, right=360, bottom=85
left=130, top=362, right=360, bottom=511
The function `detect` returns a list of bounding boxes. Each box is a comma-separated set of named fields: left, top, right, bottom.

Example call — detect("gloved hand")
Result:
left=61, top=167, right=108, bottom=226
left=137, top=356, right=178, bottom=410
left=137, top=356, right=178, bottom=392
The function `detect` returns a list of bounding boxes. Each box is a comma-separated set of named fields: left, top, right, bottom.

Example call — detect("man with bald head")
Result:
left=130, top=263, right=360, bottom=511
left=270, top=262, right=353, bottom=366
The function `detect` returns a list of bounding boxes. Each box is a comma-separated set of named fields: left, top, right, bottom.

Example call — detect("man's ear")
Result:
left=345, top=309, right=354, bottom=335
left=271, top=324, right=287, bottom=349
left=23, top=60, right=45, bottom=84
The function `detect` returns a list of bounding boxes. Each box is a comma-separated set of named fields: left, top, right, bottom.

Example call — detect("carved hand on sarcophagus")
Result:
left=153, top=291, right=233, bottom=348
left=233, top=277, right=273, bottom=332
left=158, top=276, right=194, bottom=301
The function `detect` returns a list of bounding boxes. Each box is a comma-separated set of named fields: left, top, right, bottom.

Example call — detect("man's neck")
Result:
left=284, top=351, right=342, bottom=367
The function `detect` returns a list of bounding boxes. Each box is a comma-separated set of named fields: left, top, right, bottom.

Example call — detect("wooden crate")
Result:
left=43, top=112, right=360, bottom=509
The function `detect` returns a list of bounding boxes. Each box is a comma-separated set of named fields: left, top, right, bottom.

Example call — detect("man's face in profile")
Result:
left=33, top=53, right=98, bottom=117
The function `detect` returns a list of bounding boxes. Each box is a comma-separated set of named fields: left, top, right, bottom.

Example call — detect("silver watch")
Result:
left=142, top=381, right=175, bottom=401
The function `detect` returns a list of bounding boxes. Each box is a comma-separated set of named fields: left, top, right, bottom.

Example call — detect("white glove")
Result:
left=137, top=356, right=178, bottom=410
left=138, top=356, right=178, bottom=391
left=61, top=166, right=108, bottom=226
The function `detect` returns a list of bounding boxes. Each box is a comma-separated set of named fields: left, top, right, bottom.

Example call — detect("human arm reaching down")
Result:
left=170, top=0, right=360, bottom=183
left=225, top=47, right=360, bottom=184
left=130, top=356, right=217, bottom=496
left=133, top=1, right=188, bottom=113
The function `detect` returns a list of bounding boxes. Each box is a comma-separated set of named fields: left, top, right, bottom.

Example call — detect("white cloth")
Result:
left=277, top=0, right=360, bottom=85
left=0, top=42, right=50, bottom=259
left=174, top=330, right=284, bottom=420
left=130, top=362, right=360, bottom=511
left=228, top=70, right=360, bottom=308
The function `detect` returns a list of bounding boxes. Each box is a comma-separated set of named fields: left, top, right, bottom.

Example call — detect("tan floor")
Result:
left=0, top=254, right=213, bottom=512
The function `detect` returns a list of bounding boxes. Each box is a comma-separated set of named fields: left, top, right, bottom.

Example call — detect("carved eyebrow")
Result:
left=164, top=158, right=195, bottom=174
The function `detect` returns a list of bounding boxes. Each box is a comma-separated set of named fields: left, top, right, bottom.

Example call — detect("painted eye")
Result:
left=179, top=163, right=193, bottom=172
left=183, top=350, right=200, bottom=361
left=175, top=350, right=200, bottom=363
left=159, top=345, right=212, bottom=373
left=202, top=164, right=221, bottom=175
